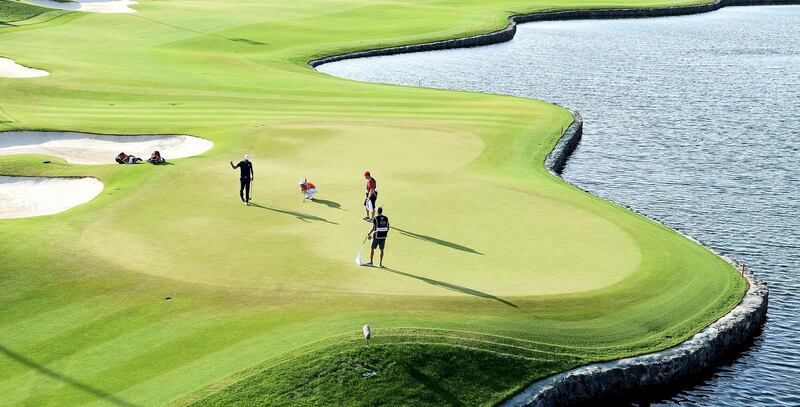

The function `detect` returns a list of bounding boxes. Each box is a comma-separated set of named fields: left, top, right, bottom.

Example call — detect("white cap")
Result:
left=244, top=154, right=251, bottom=161
left=299, top=179, right=306, bottom=185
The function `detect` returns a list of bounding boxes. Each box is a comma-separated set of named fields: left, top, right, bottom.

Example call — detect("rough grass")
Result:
left=0, top=0, right=69, bottom=26
left=191, top=341, right=566, bottom=407
left=0, top=0, right=746, bottom=406
left=0, top=0, right=47, bottom=23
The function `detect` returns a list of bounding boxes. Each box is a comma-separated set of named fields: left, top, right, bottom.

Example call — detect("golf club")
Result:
left=354, top=234, right=369, bottom=265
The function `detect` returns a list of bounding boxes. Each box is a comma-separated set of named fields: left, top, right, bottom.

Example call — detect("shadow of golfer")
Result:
left=0, top=344, right=138, bottom=407
left=249, top=203, right=337, bottom=224
left=404, top=363, right=466, bottom=406
left=311, top=199, right=343, bottom=210
left=381, top=267, right=516, bottom=308
left=227, top=37, right=267, bottom=46
left=393, top=228, right=483, bottom=255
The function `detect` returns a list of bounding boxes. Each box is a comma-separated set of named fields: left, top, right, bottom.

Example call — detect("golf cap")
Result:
left=364, top=171, right=370, bottom=177
left=244, top=154, right=251, bottom=161
left=299, top=179, right=306, bottom=185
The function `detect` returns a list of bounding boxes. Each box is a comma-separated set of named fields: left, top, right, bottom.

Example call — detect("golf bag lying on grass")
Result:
left=148, top=151, right=166, bottom=164
left=116, top=152, right=142, bottom=164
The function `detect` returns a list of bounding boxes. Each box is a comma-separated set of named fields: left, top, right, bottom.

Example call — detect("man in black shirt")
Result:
left=229, top=154, right=254, bottom=206
left=366, top=207, right=389, bottom=268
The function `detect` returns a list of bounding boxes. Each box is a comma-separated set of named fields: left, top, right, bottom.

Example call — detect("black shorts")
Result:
left=371, top=238, right=386, bottom=250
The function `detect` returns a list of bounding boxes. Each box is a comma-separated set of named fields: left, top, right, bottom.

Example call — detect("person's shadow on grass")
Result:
left=403, top=363, right=466, bottom=406
left=393, top=228, right=482, bottom=255
left=380, top=267, right=516, bottom=308
left=249, top=203, right=338, bottom=224
left=0, top=344, right=139, bottom=407
left=310, top=199, right=344, bottom=210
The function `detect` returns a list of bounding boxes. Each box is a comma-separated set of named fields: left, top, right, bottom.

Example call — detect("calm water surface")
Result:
left=318, top=6, right=800, bottom=406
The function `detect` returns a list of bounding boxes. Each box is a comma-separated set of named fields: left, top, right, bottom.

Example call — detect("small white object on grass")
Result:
left=363, top=324, right=371, bottom=340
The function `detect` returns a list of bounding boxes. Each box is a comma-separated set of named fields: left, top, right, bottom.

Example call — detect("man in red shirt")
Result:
left=363, top=171, right=377, bottom=221
left=299, top=178, right=317, bottom=201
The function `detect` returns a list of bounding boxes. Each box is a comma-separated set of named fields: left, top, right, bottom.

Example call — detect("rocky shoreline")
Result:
left=502, top=270, right=767, bottom=407
left=543, top=111, right=582, bottom=175
left=511, top=110, right=769, bottom=406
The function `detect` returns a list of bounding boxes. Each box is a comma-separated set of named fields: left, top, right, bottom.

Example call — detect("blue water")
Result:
left=318, top=6, right=800, bottom=406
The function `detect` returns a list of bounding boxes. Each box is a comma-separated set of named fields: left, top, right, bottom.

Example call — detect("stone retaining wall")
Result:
left=536, top=109, right=768, bottom=407
left=543, top=111, right=582, bottom=175
left=502, top=269, right=767, bottom=407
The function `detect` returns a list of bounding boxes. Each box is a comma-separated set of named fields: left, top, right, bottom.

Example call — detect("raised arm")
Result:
left=230, top=160, right=238, bottom=169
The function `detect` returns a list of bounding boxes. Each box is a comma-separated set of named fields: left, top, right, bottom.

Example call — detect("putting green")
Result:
left=0, top=0, right=745, bottom=405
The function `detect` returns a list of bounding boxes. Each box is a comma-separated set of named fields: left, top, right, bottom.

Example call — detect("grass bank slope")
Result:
left=0, top=0, right=745, bottom=405
left=0, top=0, right=67, bottom=26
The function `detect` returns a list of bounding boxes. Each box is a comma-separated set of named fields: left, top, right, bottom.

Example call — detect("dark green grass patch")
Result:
left=192, top=342, right=567, bottom=407
left=0, top=0, right=49, bottom=23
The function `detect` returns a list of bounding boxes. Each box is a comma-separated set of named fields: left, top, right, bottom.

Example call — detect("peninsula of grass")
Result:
left=0, top=0, right=745, bottom=405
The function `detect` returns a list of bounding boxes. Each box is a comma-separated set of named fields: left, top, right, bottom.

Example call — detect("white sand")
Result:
left=0, top=131, right=213, bottom=164
left=0, top=57, right=48, bottom=78
left=24, top=0, right=138, bottom=14
left=0, top=176, right=103, bottom=219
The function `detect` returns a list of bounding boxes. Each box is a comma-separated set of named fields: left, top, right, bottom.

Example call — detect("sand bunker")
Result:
left=0, top=176, right=103, bottom=219
left=0, top=57, right=48, bottom=78
left=24, top=0, right=138, bottom=14
left=0, top=131, right=213, bottom=165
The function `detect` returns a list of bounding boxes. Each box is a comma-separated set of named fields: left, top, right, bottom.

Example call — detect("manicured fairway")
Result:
left=0, top=0, right=745, bottom=405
